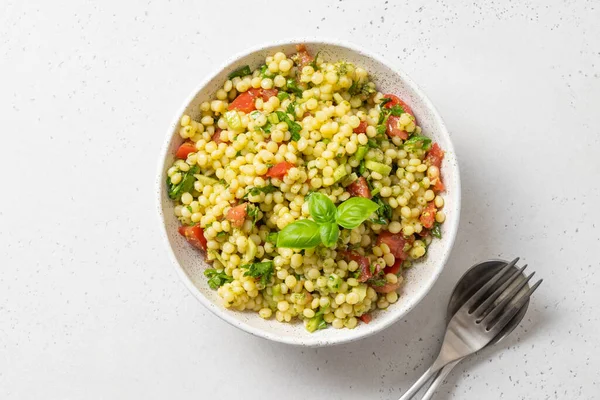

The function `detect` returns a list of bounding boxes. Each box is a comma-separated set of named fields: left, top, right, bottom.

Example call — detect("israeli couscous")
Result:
left=168, top=45, right=446, bottom=332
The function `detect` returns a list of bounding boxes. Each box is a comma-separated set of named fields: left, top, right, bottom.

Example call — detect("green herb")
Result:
left=258, top=64, right=274, bottom=79
left=367, top=139, right=378, bottom=148
left=266, top=232, right=278, bottom=244
left=309, top=51, right=321, bottom=71
left=245, top=184, right=277, bottom=198
left=375, top=124, right=387, bottom=136
left=367, top=275, right=387, bottom=287
left=379, top=97, right=392, bottom=107
left=247, top=204, right=260, bottom=226
left=228, top=65, right=251, bottom=79
left=276, top=219, right=321, bottom=249
left=335, top=197, right=380, bottom=229
left=355, top=145, right=369, bottom=161
left=358, top=160, right=366, bottom=175
left=167, top=165, right=199, bottom=200
left=286, top=102, right=296, bottom=115
left=216, top=231, right=228, bottom=238
left=241, top=261, right=274, bottom=287
left=336, top=62, right=349, bottom=75
left=403, top=135, right=432, bottom=152
left=277, top=92, right=290, bottom=101
left=274, top=111, right=302, bottom=141
left=285, top=79, right=303, bottom=96
left=235, top=151, right=242, bottom=157
left=263, top=121, right=273, bottom=134
left=431, top=222, right=442, bottom=239
left=348, top=80, right=360, bottom=95
left=389, top=105, right=405, bottom=116
left=319, top=222, right=340, bottom=248
left=308, top=192, right=336, bottom=224
left=204, top=268, right=233, bottom=289
left=370, top=195, right=392, bottom=225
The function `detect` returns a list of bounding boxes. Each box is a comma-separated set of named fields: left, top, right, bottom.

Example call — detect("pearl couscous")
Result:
left=169, top=45, right=446, bottom=332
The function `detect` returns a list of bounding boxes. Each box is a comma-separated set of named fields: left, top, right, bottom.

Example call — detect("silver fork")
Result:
left=399, top=258, right=542, bottom=400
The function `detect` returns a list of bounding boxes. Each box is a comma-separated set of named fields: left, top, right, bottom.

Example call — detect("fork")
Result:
left=399, top=258, right=542, bottom=400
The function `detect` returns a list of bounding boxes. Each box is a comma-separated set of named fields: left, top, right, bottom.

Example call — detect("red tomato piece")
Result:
left=178, top=225, right=207, bottom=251
left=259, top=88, right=278, bottom=102
left=175, top=141, right=196, bottom=159
left=353, top=121, right=368, bottom=134
left=347, top=177, right=372, bottom=199
left=386, top=115, right=409, bottom=140
left=295, top=44, right=314, bottom=70
left=384, top=259, right=402, bottom=275
left=425, top=143, right=444, bottom=169
left=226, top=203, right=248, bottom=228
left=377, top=231, right=407, bottom=261
left=419, top=202, right=437, bottom=229
left=373, top=281, right=402, bottom=293
left=433, top=177, right=445, bottom=192
left=228, top=91, right=256, bottom=114
left=382, top=94, right=415, bottom=118
left=265, top=161, right=294, bottom=179
left=340, top=250, right=372, bottom=282
left=358, top=313, right=372, bottom=324
left=211, top=128, right=226, bottom=144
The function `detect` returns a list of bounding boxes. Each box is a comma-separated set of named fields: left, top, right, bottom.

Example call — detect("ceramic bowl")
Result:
left=157, top=39, right=461, bottom=346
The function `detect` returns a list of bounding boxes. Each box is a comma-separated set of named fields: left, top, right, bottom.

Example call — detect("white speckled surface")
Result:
left=1, top=1, right=599, bottom=399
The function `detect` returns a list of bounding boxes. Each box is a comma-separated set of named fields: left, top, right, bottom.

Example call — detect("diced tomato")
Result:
left=420, top=202, right=437, bottom=229
left=353, top=121, right=368, bottom=134
left=425, top=143, right=444, bottom=169
left=211, top=128, right=226, bottom=144
left=265, top=161, right=294, bottom=179
left=175, top=141, right=196, bottom=159
left=373, top=281, right=402, bottom=293
left=358, top=313, right=372, bottom=324
left=178, top=225, right=207, bottom=251
left=347, top=177, right=372, bottom=199
left=433, top=177, right=445, bottom=192
left=295, top=44, right=314, bottom=70
left=386, top=115, right=409, bottom=140
left=258, top=88, right=278, bottom=102
left=384, top=259, right=402, bottom=275
left=340, top=250, right=372, bottom=282
left=226, top=203, right=248, bottom=228
left=382, top=94, right=415, bottom=118
left=377, top=231, right=407, bottom=261
left=228, top=91, right=256, bottom=114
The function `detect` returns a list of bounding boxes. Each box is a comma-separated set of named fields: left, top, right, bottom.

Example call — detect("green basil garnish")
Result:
left=335, top=197, right=380, bottom=229
left=308, top=192, right=336, bottom=224
left=319, top=222, right=340, bottom=248
left=276, top=219, right=321, bottom=249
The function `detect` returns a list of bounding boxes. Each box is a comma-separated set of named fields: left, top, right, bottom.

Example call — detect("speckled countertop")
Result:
left=1, top=1, right=599, bottom=399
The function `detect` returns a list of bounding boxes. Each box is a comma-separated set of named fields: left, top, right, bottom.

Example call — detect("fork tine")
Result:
left=481, top=271, right=536, bottom=326
left=472, top=264, right=528, bottom=318
left=463, top=258, right=519, bottom=310
left=486, top=279, right=543, bottom=335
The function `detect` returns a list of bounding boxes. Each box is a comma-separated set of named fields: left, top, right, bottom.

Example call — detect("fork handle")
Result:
left=420, top=360, right=460, bottom=400
left=398, top=358, right=446, bottom=400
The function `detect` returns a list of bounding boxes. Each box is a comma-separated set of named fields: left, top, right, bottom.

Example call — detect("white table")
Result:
left=1, top=1, right=599, bottom=399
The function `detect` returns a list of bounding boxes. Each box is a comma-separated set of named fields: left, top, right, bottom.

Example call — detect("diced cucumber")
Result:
left=243, top=238, right=257, bottom=263
left=267, top=113, right=280, bottom=124
left=193, top=174, right=219, bottom=186
left=341, top=172, right=358, bottom=187
left=327, top=273, right=342, bottom=292
left=355, top=145, right=369, bottom=161
left=333, top=164, right=348, bottom=182
left=224, top=110, right=242, bottom=131
left=365, top=160, right=392, bottom=176
left=352, top=284, right=368, bottom=302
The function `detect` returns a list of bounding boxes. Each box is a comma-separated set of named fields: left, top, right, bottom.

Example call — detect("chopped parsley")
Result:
left=285, top=79, right=303, bottom=96
left=167, top=165, right=199, bottom=200
left=241, top=261, right=274, bottom=287
left=431, top=222, right=442, bottom=239
left=370, top=195, right=392, bottom=225
left=228, top=65, right=251, bottom=79
left=274, top=111, right=302, bottom=141
left=204, top=268, right=233, bottom=289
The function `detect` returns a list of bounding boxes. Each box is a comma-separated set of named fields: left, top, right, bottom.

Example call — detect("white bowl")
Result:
left=156, top=39, right=461, bottom=347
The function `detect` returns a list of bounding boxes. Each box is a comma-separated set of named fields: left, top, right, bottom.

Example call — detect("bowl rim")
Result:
left=156, top=37, right=461, bottom=346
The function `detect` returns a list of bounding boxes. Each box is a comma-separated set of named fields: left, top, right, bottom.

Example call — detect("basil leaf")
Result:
left=228, top=65, right=252, bottom=79
left=241, top=261, right=274, bottom=287
left=319, top=222, right=339, bottom=248
left=266, top=232, right=278, bottom=243
left=335, top=197, right=380, bottom=229
left=308, top=192, right=336, bottom=224
left=431, top=222, right=442, bottom=239
left=403, top=135, right=432, bottom=151
left=276, top=219, right=321, bottom=249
